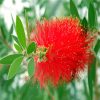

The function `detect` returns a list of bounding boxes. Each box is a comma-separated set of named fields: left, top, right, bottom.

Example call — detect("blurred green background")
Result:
left=0, top=0, right=100, bottom=100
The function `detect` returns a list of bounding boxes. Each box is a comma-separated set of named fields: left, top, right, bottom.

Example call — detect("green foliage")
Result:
left=88, top=3, right=97, bottom=29
left=87, top=2, right=98, bottom=100
left=82, top=17, right=88, bottom=31
left=70, top=0, right=80, bottom=19
left=12, top=35, right=21, bottom=46
left=88, top=58, right=96, bottom=100
left=28, top=58, right=34, bottom=77
left=14, top=43, right=22, bottom=53
left=16, top=16, right=26, bottom=49
left=0, top=18, right=8, bottom=40
left=0, top=15, right=37, bottom=81
left=83, top=80, right=90, bottom=100
left=25, top=10, right=29, bottom=40
left=94, top=39, right=100, bottom=54
left=27, top=42, right=37, bottom=54
left=17, top=82, right=44, bottom=100
left=8, top=56, right=23, bottom=79
left=0, top=0, right=4, bottom=5
left=0, top=54, right=23, bottom=64
left=7, top=24, right=13, bottom=43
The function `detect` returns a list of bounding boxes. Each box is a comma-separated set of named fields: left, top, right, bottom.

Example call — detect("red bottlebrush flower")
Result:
left=31, top=17, right=93, bottom=87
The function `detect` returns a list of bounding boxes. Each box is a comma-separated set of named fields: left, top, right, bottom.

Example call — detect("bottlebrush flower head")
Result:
left=30, top=17, right=94, bottom=87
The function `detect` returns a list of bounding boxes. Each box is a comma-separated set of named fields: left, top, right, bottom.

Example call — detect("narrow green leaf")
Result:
left=16, top=16, right=26, bottom=49
left=9, top=24, right=13, bottom=34
left=57, top=83, right=69, bottom=99
left=14, top=43, right=22, bottom=53
left=8, top=56, right=23, bottom=79
left=28, top=58, right=34, bottom=77
left=83, top=80, right=89, bottom=100
left=88, top=58, right=96, bottom=100
left=12, top=35, right=21, bottom=46
left=8, top=24, right=13, bottom=42
left=54, top=90, right=58, bottom=100
left=25, top=10, right=29, bottom=40
left=82, top=17, right=88, bottom=30
left=0, top=54, right=23, bottom=64
left=70, top=0, right=80, bottom=19
left=88, top=35, right=97, bottom=100
left=44, top=90, right=48, bottom=100
left=27, top=42, right=37, bottom=54
left=11, top=14, right=16, bottom=30
left=94, top=39, right=100, bottom=54
left=0, top=19, right=8, bottom=39
left=88, top=3, right=96, bottom=29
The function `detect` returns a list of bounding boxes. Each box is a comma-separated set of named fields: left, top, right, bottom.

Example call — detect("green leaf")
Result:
left=94, top=39, right=100, bottom=54
left=16, top=16, right=26, bottom=49
left=44, top=90, right=48, bottom=100
left=57, top=84, right=69, bottom=100
left=8, top=56, right=23, bottom=79
left=28, top=58, right=34, bottom=77
left=7, top=24, right=13, bottom=43
left=11, top=14, right=16, bottom=30
left=25, top=10, right=29, bottom=40
left=88, top=3, right=96, bottom=29
left=0, top=0, right=4, bottom=5
left=9, top=24, right=13, bottom=34
left=0, top=18, right=8, bottom=39
left=12, top=35, right=21, bottom=46
left=27, top=42, right=37, bottom=54
left=88, top=58, right=96, bottom=100
left=14, top=43, right=22, bottom=53
left=83, top=80, right=89, bottom=100
left=0, top=54, right=23, bottom=64
left=82, top=17, right=88, bottom=30
left=54, top=90, right=58, bottom=100
left=89, top=0, right=94, bottom=3
left=70, top=0, right=80, bottom=19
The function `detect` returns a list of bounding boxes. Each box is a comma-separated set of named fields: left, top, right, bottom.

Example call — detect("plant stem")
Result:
left=95, top=60, right=99, bottom=100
